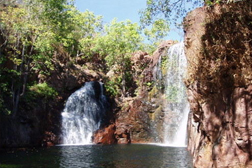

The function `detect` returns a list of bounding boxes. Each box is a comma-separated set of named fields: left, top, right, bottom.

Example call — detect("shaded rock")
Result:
left=114, top=98, right=155, bottom=144
left=115, top=123, right=131, bottom=144
left=184, top=1, right=252, bottom=167
left=42, top=131, right=57, bottom=147
left=131, top=51, right=149, bottom=64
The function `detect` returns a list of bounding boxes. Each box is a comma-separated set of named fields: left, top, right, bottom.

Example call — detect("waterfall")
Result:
left=61, top=81, right=108, bottom=145
left=162, top=42, right=190, bottom=147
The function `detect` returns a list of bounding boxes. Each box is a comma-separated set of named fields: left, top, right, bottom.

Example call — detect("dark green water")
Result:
left=0, top=144, right=193, bottom=168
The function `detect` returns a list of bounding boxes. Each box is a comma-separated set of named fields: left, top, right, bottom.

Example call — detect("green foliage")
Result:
left=140, top=0, right=203, bottom=28
left=104, top=80, right=120, bottom=97
left=144, top=19, right=169, bottom=42
left=146, top=82, right=152, bottom=87
left=0, top=1, right=106, bottom=113
left=73, top=10, right=103, bottom=59
left=161, top=54, right=169, bottom=75
left=0, top=95, right=11, bottom=115
left=29, top=82, right=58, bottom=99
left=93, top=19, right=144, bottom=96
left=140, top=0, right=244, bottom=29
left=95, top=19, right=143, bottom=65
left=0, top=164, right=21, bottom=168
left=0, top=0, right=173, bottom=111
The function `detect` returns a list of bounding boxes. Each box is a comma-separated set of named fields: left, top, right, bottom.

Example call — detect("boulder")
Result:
left=93, top=124, right=117, bottom=144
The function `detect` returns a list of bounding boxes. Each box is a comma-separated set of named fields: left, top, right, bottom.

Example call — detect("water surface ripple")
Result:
left=0, top=144, right=193, bottom=168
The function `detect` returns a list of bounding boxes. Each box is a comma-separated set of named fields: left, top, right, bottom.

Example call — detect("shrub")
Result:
left=29, top=82, right=58, bottom=99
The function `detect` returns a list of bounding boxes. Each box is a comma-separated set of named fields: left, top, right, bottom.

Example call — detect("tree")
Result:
left=94, top=19, right=143, bottom=97
left=140, top=0, right=203, bottom=28
left=68, top=9, right=103, bottom=59
left=0, top=0, right=177, bottom=115
left=140, top=0, right=245, bottom=28
left=0, top=0, right=78, bottom=116
left=143, top=18, right=169, bottom=51
left=0, top=6, right=38, bottom=116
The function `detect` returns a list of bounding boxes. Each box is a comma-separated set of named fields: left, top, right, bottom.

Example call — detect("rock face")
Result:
left=92, top=41, right=174, bottom=144
left=115, top=98, right=153, bottom=143
left=184, top=1, right=252, bottom=167
left=112, top=41, right=176, bottom=144
left=0, top=58, right=107, bottom=147
left=93, top=124, right=117, bottom=144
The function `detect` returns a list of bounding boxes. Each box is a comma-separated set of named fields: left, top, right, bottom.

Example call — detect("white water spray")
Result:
left=61, top=82, right=108, bottom=145
left=162, top=42, right=189, bottom=147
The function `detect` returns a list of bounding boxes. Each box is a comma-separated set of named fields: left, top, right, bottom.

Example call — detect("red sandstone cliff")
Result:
left=184, top=1, right=252, bottom=167
left=93, top=41, right=174, bottom=144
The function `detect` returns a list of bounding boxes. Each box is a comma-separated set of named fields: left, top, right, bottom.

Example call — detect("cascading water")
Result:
left=162, top=42, right=189, bottom=147
left=61, top=81, right=108, bottom=145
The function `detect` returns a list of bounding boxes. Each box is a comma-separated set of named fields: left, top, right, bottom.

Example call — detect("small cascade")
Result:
left=61, top=81, right=108, bottom=145
left=162, top=42, right=190, bottom=147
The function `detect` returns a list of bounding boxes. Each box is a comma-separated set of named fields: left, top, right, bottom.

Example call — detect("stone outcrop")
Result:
left=184, top=1, right=252, bottom=167
left=112, top=41, right=175, bottom=144
left=93, top=41, right=174, bottom=144
left=115, top=98, right=152, bottom=143
left=93, top=124, right=117, bottom=144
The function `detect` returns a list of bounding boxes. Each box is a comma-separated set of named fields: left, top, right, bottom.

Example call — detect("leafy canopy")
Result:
left=96, top=19, right=143, bottom=66
left=0, top=0, right=173, bottom=113
left=140, top=0, right=203, bottom=28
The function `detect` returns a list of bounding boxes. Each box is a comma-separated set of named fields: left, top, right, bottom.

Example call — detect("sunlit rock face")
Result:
left=105, top=41, right=174, bottom=144
left=184, top=1, right=252, bottom=167
left=110, top=40, right=190, bottom=145
left=93, top=124, right=117, bottom=144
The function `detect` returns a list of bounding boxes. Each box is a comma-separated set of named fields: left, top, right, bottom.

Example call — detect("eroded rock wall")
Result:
left=184, top=1, right=252, bottom=167
left=93, top=41, right=174, bottom=144
left=0, top=55, right=108, bottom=148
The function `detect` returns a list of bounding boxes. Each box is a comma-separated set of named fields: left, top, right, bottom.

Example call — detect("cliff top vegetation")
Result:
left=0, top=0, right=170, bottom=116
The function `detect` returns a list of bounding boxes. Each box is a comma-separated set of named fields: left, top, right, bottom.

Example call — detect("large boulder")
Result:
left=93, top=124, right=117, bottom=144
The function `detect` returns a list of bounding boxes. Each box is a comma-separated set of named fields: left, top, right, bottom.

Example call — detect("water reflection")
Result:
left=59, top=144, right=193, bottom=168
left=0, top=144, right=192, bottom=168
left=59, top=145, right=94, bottom=167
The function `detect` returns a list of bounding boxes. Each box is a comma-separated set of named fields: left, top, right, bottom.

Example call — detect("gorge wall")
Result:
left=93, top=41, right=175, bottom=144
left=184, top=0, right=252, bottom=167
left=0, top=49, right=108, bottom=147
left=0, top=36, right=173, bottom=147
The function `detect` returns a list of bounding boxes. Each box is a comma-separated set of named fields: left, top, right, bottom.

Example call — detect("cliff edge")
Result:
left=184, top=1, right=252, bottom=167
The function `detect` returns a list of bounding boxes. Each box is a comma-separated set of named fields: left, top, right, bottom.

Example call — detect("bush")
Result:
left=29, top=82, right=58, bottom=99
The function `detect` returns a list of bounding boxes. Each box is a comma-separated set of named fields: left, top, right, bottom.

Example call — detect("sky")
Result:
left=75, top=0, right=184, bottom=41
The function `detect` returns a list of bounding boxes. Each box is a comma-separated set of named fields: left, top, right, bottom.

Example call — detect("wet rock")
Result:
left=115, top=125, right=131, bottom=144
left=93, top=124, right=117, bottom=144
left=151, top=40, right=174, bottom=68
left=41, top=131, right=57, bottom=147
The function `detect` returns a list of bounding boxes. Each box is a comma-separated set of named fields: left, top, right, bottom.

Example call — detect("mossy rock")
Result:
left=148, top=85, right=159, bottom=101
left=149, top=105, right=162, bottom=121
